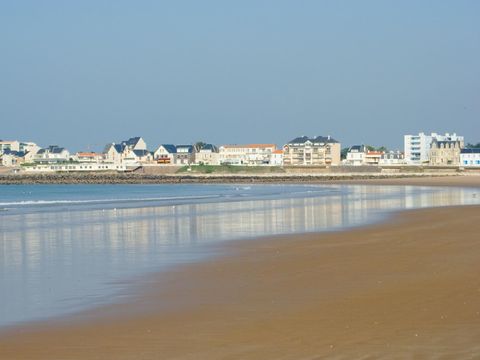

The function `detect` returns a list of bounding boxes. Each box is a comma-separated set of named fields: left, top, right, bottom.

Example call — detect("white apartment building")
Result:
left=404, top=132, right=464, bottom=165
left=283, top=136, right=341, bottom=166
left=219, top=144, right=277, bottom=165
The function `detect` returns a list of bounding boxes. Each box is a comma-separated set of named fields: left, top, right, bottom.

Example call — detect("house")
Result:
left=0, top=149, right=26, bottom=167
left=379, top=151, right=405, bottom=165
left=219, top=144, right=277, bottom=165
left=460, top=149, right=480, bottom=167
left=175, top=145, right=194, bottom=165
left=283, top=136, right=341, bottom=166
left=364, top=151, right=384, bottom=166
left=429, top=139, right=463, bottom=166
left=34, top=146, right=71, bottom=163
left=153, top=145, right=177, bottom=164
left=193, top=144, right=220, bottom=165
left=345, top=145, right=367, bottom=166
left=124, top=149, right=153, bottom=165
left=404, top=132, right=464, bottom=165
left=103, top=137, right=147, bottom=164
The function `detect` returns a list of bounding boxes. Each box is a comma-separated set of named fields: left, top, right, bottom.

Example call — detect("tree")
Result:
left=366, top=145, right=388, bottom=152
left=466, top=142, right=480, bottom=149
left=194, top=141, right=206, bottom=152
left=341, top=147, right=349, bottom=160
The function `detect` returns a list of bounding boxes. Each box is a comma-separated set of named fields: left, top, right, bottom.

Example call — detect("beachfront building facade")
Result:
left=345, top=145, right=367, bottom=166
left=124, top=149, right=153, bottom=165
left=404, top=132, right=464, bottom=165
left=364, top=151, right=383, bottom=166
left=283, top=136, right=341, bottom=166
left=193, top=144, right=220, bottom=165
left=23, top=162, right=126, bottom=172
left=378, top=151, right=405, bottom=165
left=270, top=149, right=284, bottom=166
left=0, top=149, right=25, bottom=167
left=153, top=144, right=177, bottom=164
left=429, top=139, right=463, bottom=166
left=103, top=137, right=148, bottom=164
left=34, top=146, right=71, bottom=163
left=219, top=144, right=277, bottom=166
left=460, top=149, right=480, bottom=167
left=175, top=145, right=194, bottom=165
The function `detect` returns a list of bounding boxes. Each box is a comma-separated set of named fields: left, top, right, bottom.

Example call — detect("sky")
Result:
left=1, top=0, right=479, bottom=152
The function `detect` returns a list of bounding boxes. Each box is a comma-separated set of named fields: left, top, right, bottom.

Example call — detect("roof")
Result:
left=37, top=146, right=67, bottom=154
left=159, top=144, right=177, bottom=153
left=287, top=136, right=339, bottom=144
left=461, top=148, right=480, bottom=154
left=200, top=144, right=218, bottom=152
left=432, top=140, right=461, bottom=147
left=132, top=149, right=150, bottom=157
left=1, top=149, right=25, bottom=157
left=273, top=149, right=284, bottom=154
left=125, top=137, right=142, bottom=146
left=349, top=145, right=365, bottom=152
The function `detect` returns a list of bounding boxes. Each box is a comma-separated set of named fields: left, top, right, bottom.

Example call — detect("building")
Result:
left=34, top=146, right=71, bottom=163
left=219, top=144, right=277, bottom=165
left=103, top=137, right=147, bottom=164
left=283, top=136, right=341, bottom=166
left=74, top=152, right=104, bottom=162
left=23, top=162, right=126, bottom=172
left=429, top=139, right=463, bottom=166
left=193, top=144, right=220, bottom=165
left=175, top=145, right=194, bottom=165
left=379, top=151, right=405, bottom=165
left=345, top=145, right=367, bottom=166
left=364, top=151, right=384, bottom=166
left=404, top=132, right=464, bottom=165
left=153, top=144, right=177, bottom=164
left=0, top=140, right=20, bottom=154
left=270, top=149, right=284, bottom=166
left=0, top=149, right=26, bottom=167
left=124, top=149, right=153, bottom=165
left=460, top=149, right=480, bottom=167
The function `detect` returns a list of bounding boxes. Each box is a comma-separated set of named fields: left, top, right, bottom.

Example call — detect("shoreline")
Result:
left=1, top=177, right=480, bottom=359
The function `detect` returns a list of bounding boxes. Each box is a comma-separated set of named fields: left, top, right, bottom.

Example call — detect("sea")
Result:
left=1, top=183, right=479, bottom=328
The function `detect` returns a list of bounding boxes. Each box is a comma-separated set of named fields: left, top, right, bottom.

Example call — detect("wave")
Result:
left=0, top=194, right=223, bottom=207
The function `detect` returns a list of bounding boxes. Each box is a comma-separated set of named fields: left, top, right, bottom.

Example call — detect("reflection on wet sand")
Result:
left=0, top=185, right=478, bottom=327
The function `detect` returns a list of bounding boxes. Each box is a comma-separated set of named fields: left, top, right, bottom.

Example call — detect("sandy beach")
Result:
left=1, top=176, right=480, bottom=359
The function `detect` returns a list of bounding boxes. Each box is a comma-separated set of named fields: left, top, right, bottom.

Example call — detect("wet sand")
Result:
left=1, top=177, right=480, bottom=359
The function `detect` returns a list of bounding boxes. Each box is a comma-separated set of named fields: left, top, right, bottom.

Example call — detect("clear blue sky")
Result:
left=1, top=0, right=479, bottom=151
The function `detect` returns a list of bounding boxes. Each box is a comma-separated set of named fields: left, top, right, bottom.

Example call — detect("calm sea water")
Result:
left=0, top=183, right=479, bottom=328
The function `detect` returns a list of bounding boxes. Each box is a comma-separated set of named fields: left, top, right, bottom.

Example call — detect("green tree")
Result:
left=466, top=142, right=480, bottom=149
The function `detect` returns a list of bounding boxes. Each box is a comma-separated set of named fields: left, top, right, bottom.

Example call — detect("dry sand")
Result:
left=1, top=176, right=480, bottom=359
